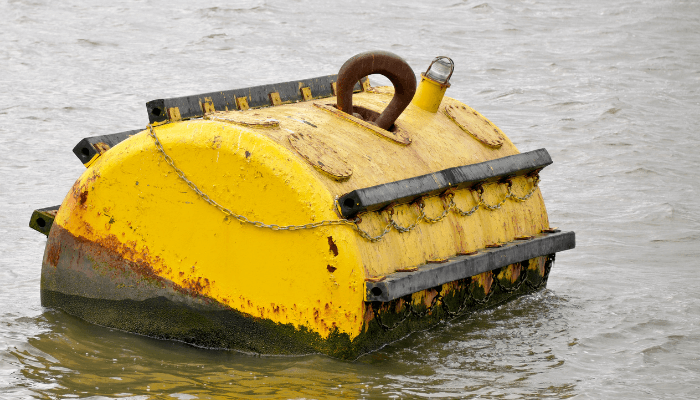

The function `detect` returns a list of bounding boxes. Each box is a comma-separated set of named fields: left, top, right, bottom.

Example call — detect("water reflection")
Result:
left=361, top=291, right=577, bottom=398
left=10, top=290, right=575, bottom=399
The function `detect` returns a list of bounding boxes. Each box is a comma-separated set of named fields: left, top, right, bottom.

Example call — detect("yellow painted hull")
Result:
left=38, top=81, right=572, bottom=358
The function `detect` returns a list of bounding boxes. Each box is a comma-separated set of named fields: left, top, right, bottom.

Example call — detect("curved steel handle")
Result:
left=336, top=51, right=417, bottom=131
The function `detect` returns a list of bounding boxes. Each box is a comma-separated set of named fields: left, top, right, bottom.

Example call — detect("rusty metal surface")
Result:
left=42, top=223, right=221, bottom=309
left=336, top=51, right=417, bottom=131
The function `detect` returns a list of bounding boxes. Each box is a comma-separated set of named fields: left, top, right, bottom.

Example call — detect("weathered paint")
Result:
left=288, top=132, right=353, bottom=180
left=444, top=104, right=505, bottom=148
left=41, top=224, right=553, bottom=358
left=46, top=85, right=554, bottom=356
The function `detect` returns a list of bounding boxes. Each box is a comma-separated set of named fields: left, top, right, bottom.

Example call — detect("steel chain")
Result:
left=148, top=124, right=540, bottom=242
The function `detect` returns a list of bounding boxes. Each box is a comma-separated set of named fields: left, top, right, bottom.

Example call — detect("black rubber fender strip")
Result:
left=72, top=128, right=143, bottom=165
left=365, top=230, right=575, bottom=302
left=338, top=148, right=552, bottom=218
left=146, top=74, right=368, bottom=124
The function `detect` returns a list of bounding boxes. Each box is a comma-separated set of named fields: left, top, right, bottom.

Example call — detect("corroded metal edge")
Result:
left=365, top=230, right=575, bottom=302
left=338, top=148, right=552, bottom=217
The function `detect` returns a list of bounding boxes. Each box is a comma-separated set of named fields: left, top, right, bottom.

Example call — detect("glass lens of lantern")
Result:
left=426, top=59, right=453, bottom=83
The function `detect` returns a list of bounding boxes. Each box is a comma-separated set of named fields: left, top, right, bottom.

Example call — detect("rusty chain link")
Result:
left=148, top=124, right=540, bottom=242
left=372, top=255, right=554, bottom=331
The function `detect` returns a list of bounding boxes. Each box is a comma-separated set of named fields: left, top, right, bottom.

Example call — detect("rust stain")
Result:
left=94, top=142, right=111, bottom=155
left=46, top=242, right=61, bottom=267
left=68, top=170, right=100, bottom=211
left=211, top=135, right=222, bottom=149
left=423, top=288, right=439, bottom=309
left=79, top=190, right=88, bottom=206
left=509, top=263, right=523, bottom=283
left=179, top=276, right=212, bottom=298
left=474, top=270, right=493, bottom=294
left=515, top=235, right=534, bottom=240
left=327, top=236, right=339, bottom=257
left=363, top=303, right=374, bottom=332
left=50, top=224, right=223, bottom=305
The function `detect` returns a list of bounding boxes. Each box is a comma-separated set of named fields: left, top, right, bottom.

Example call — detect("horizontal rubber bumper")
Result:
left=146, top=75, right=368, bottom=124
left=365, top=230, right=575, bottom=302
left=72, top=128, right=143, bottom=165
left=338, top=148, right=552, bottom=218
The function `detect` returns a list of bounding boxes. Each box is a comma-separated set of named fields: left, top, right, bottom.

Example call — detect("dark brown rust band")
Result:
left=336, top=51, right=417, bottom=131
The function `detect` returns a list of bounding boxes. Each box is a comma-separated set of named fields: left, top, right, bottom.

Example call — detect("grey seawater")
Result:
left=1, top=0, right=699, bottom=398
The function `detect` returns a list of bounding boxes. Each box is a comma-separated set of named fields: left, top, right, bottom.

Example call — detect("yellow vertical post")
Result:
left=412, top=74, right=449, bottom=113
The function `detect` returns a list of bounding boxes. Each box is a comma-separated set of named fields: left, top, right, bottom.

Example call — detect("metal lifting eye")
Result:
left=336, top=51, right=417, bottom=131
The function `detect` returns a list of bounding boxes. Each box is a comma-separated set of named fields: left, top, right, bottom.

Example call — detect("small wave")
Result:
left=198, top=1, right=265, bottom=13
left=472, top=3, right=493, bottom=13
left=76, top=39, right=115, bottom=47
left=495, top=88, right=523, bottom=99
left=551, top=101, right=587, bottom=110
left=622, top=167, right=661, bottom=177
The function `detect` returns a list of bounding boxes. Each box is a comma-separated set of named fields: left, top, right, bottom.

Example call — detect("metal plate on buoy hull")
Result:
left=288, top=132, right=353, bottom=180
left=444, top=103, right=505, bottom=148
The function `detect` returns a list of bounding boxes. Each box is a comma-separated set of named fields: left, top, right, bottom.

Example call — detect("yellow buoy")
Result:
left=30, top=51, right=574, bottom=359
